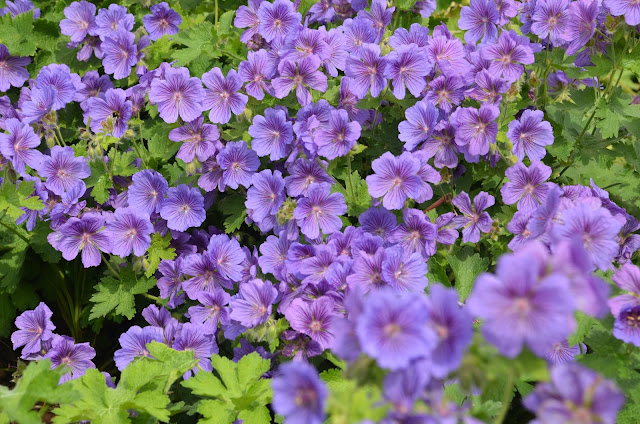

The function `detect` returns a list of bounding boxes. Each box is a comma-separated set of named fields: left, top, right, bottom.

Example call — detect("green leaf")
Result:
left=237, top=406, right=271, bottom=424
left=0, top=180, right=44, bottom=220
left=171, top=22, right=218, bottom=67
left=321, top=369, right=387, bottom=422
left=145, top=233, right=176, bottom=278
left=217, top=10, right=236, bottom=35
left=84, top=161, right=112, bottom=204
left=396, top=0, right=417, bottom=10
left=448, top=247, right=489, bottom=301
left=218, top=194, right=248, bottom=234
left=29, top=221, right=62, bottom=263
left=89, top=267, right=157, bottom=320
left=0, top=225, right=29, bottom=293
left=0, top=12, right=36, bottom=56
left=0, top=359, right=76, bottom=424
left=197, top=400, right=236, bottom=424
left=108, top=149, right=138, bottom=177
left=331, top=170, right=371, bottom=217
left=144, top=120, right=180, bottom=162
left=568, top=312, right=596, bottom=346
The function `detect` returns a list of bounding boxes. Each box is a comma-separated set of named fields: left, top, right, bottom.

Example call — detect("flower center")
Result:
left=309, top=320, right=323, bottom=332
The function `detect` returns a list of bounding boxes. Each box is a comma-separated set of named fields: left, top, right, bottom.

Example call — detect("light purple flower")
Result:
left=39, top=146, right=90, bottom=195
left=366, top=152, right=424, bottom=210
left=344, top=44, right=387, bottom=98
left=157, top=258, right=185, bottom=309
left=284, top=158, right=333, bottom=197
left=189, top=289, right=231, bottom=334
left=608, top=264, right=640, bottom=346
left=0, top=118, right=43, bottom=176
left=92, top=4, right=134, bottom=40
left=101, top=30, right=137, bottom=80
left=149, top=67, right=204, bottom=124
left=398, top=100, right=438, bottom=151
left=465, top=69, right=509, bottom=106
left=248, top=107, right=293, bottom=161
left=173, top=323, right=218, bottom=378
left=113, top=325, right=163, bottom=371
left=35, top=64, right=81, bottom=110
left=293, top=182, right=346, bottom=239
left=217, top=140, right=260, bottom=190
left=458, top=0, right=499, bottom=45
left=481, top=31, right=534, bottom=82
left=314, top=109, right=361, bottom=160
left=238, top=49, right=276, bottom=100
left=160, top=184, right=206, bottom=232
left=272, top=56, right=328, bottom=106
left=169, top=116, right=220, bottom=163
left=272, top=361, right=328, bottom=424
left=128, top=169, right=168, bottom=215
left=285, top=296, right=336, bottom=350
left=358, top=0, right=394, bottom=42
left=388, top=208, right=437, bottom=258
left=341, top=18, right=378, bottom=55
left=143, top=2, right=181, bottom=40
left=86, top=88, right=132, bottom=138
left=605, top=0, right=640, bottom=25
left=201, top=67, right=248, bottom=124
left=546, top=340, right=584, bottom=364
left=380, top=246, right=428, bottom=292
left=424, top=75, right=465, bottom=114
left=563, top=0, right=598, bottom=56
left=105, top=207, right=153, bottom=257
left=532, top=0, right=570, bottom=44
left=45, top=336, right=96, bottom=383
left=507, top=109, right=554, bottom=161
left=0, top=44, right=30, bottom=92
left=11, top=302, right=55, bottom=358
left=230, top=279, right=278, bottom=328
left=452, top=191, right=494, bottom=243
left=257, top=0, right=301, bottom=42
left=384, top=44, right=432, bottom=100
left=453, top=104, right=499, bottom=156
left=21, top=86, right=56, bottom=124
left=234, top=0, right=263, bottom=43
left=60, top=1, right=97, bottom=43
left=246, top=169, right=285, bottom=224
left=501, top=161, right=552, bottom=212
left=56, top=214, right=111, bottom=267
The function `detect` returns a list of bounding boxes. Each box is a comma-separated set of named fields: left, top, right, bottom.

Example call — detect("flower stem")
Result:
left=0, top=218, right=29, bottom=243
left=100, top=252, right=120, bottom=278
left=346, top=153, right=356, bottom=200
left=493, top=367, right=515, bottom=424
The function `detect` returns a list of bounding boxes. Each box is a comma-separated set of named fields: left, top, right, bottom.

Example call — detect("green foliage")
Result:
left=145, top=233, right=177, bottom=278
left=89, top=267, right=157, bottom=320
left=53, top=342, right=197, bottom=424
left=0, top=12, right=36, bottom=56
left=448, top=246, right=489, bottom=301
left=182, top=352, right=272, bottom=424
left=321, top=369, right=388, bottom=422
left=0, top=180, right=45, bottom=221
left=331, top=168, right=372, bottom=217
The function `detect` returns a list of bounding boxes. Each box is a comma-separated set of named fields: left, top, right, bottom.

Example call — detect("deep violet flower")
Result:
left=467, top=251, right=576, bottom=358
left=398, top=100, right=439, bottom=151
left=453, top=104, right=499, bottom=156
left=285, top=297, right=336, bottom=350
left=11, top=302, right=55, bottom=358
left=0, top=118, right=43, bottom=176
left=217, top=140, right=260, bottom=190
left=0, top=44, right=30, bottom=93
left=169, top=116, right=220, bottom=163
left=608, top=264, right=640, bottom=346
left=501, top=161, right=552, bottom=212
left=229, top=279, right=278, bottom=328
left=272, top=56, right=328, bottom=106
left=246, top=169, right=286, bottom=224
left=173, top=323, right=218, bottom=378
left=384, top=44, right=432, bottom=100
left=157, top=258, right=185, bottom=309
left=45, top=336, right=96, bottom=383
left=452, top=191, right=494, bottom=243
left=563, top=0, right=598, bottom=56
left=293, top=182, right=347, bottom=239
left=238, top=49, right=276, bottom=100
left=314, top=109, right=361, bottom=160
left=86, top=88, right=132, bottom=138
left=523, top=364, right=624, bottom=424
left=248, top=108, right=293, bottom=160
left=366, top=152, right=424, bottom=210
left=113, top=325, right=163, bottom=371
left=507, top=109, right=554, bottom=161
left=149, top=67, right=205, bottom=124
left=55, top=214, right=111, bottom=267
left=143, top=2, right=182, bottom=41
left=39, top=146, right=90, bottom=195
left=21, top=86, right=56, bottom=124
left=424, top=75, right=465, bottom=114
left=344, top=44, right=387, bottom=98
left=101, top=30, right=137, bottom=80
left=105, top=207, right=153, bottom=257
left=257, top=0, right=302, bottom=42
left=189, top=289, right=231, bottom=334
left=160, top=184, right=206, bottom=232
left=271, top=361, right=328, bottom=424
left=128, top=169, right=169, bottom=215
left=234, top=0, right=262, bottom=43
left=356, top=288, right=436, bottom=370
left=532, top=0, right=570, bottom=44
left=60, top=1, right=97, bottom=43
left=284, top=158, right=334, bottom=197
left=458, top=0, right=499, bottom=45
left=546, top=340, right=584, bottom=364
left=201, top=67, right=248, bottom=124
left=481, top=31, right=534, bottom=82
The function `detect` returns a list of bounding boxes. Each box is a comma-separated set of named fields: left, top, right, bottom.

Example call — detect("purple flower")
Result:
left=507, top=109, right=554, bottom=161
left=238, top=49, right=276, bottom=100
left=388, top=208, right=437, bottom=258
left=143, top=2, right=181, bottom=40
left=0, top=0, right=39, bottom=18
left=0, top=44, right=30, bottom=92
left=563, top=0, right=598, bottom=56
left=217, top=140, right=260, bottom=190
left=293, top=182, right=346, bottom=239
left=189, top=289, right=231, bottom=334
left=608, top=264, right=640, bottom=346
left=114, top=325, right=163, bottom=371
left=359, top=207, right=397, bottom=241
left=546, top=340, right=584, bottom=364
left=160, top=184, right=206, bottom=231
left=92, top=4, right=134, bottom=40
left=314, top=109, right=361, bottom=160
left=458, top=0, right=499, bottom=45
left=257, top=0, right=301, bottom=42
left=182, top=253, right=229, bottom=298
left=60, top=1, right=97, bottom=43
left=320, top=27, right=347, bottom=77
left=398, top=100, right=438, bottom=152
left=173, top=323, right=218, bottom=378
left=21, top=86, right=56, bottom=124
left=421, top=121, right=459, bottom=169
left=425, top=36, right=469, bottom=78
left=453, top=104, right=499, bottom=156
left=271, top=361, right=328, bottom=424
left=169, top=116, right=220, bottom=163
left=452, top=191, right=494, bottom=243
left=35, top=64, right=81, bottom=110
left=344, top=44, right=387, bottom=98
left=105, top=207, right=153, bottom=257
left=128, top=170, right=168, bottom=215
left=157, top=258, right=185, bottom=308
left=39, top=146, right=90, bottom=195
left=248, top=108, right=293, bottom=160
left=101, top=30, right=137, bottom=80
left=234, top=0, right=262, bottom=43
left=86, top=88, right=132, bottom=138
left=384, top=44, right=432, bottom=100
left=524, top=364, right=624, bottom=424
left=149, top=67, right=204, bottom=124
left=201, top=67, right=248, bottom=124
left=283, top=28, right=331, bottom=63
left=481, top=31, right=534, bottom=82
left=284, top=158, right=333, bottom=197
left=366, top=152, right=424, bottom=210
left=467, top=252, right=575, bottom=358
left=358, top=0, right=394, bottom=42
left=45, top=336, right=96, bottom=383
left=426, top=285, right=473, bottom=378
left=341, top=18, right=378, bottom=55
left=380, top=246, right=428, bottom=292
left=605, top=0, right=640, bottom=25
left=532, top=0, right=570, bottom=44
left=76, top=70, right=114, bottom=105
left=465, top=69, right=509, bottom=106
left=272, top=56, right=328, bottom=106
left=501, top=161, right=552, bottom=212
left=285, top=297, right=336, bottom=350
left=424, top=75, right=465, bottom=114
left=0, top=118, right=43, bottom=176
left=11, top=302, right=55, bottom=358
left=55, top=214, right=111, bottom=267
left=230, top=279, right=278, bottom=328
left=356, top=288, right=436, bottom=370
